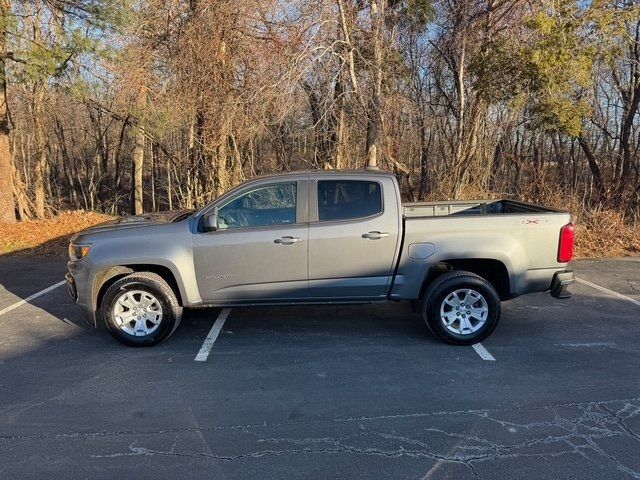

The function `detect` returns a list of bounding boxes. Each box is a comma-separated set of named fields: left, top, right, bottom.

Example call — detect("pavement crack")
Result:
left=466, top=461, right=480, bottom=480
left=6, top=395, right=640, bottom=479
left=5, top=395, right=640, bottom=443
left=600, top=402, right=640, bottom=444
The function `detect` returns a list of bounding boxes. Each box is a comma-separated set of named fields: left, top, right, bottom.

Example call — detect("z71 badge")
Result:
left=515, top=218, right=553, bottom=225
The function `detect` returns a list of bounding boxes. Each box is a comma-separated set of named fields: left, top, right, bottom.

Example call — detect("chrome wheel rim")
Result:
left=440, top=288, right=489, bottom=335
left=112, top=290, right=163, bottom=336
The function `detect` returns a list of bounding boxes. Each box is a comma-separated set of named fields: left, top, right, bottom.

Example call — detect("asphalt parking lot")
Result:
left=0, top=257, right=639, bottom=479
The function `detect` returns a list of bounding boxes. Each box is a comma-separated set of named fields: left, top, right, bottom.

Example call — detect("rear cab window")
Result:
left=317, top=180, right=382, bottom=221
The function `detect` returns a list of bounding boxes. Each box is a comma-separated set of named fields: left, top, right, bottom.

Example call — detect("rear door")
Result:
left=307, top=176, right=401, bottom=299
left=193, top=179, right=309, bottom=303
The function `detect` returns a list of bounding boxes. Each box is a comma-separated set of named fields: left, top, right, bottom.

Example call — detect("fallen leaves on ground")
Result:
left=0, top=211, right=113, bottom=257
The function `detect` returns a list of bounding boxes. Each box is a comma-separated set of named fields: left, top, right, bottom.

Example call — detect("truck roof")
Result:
left=250, top=169, right=396, bottom=181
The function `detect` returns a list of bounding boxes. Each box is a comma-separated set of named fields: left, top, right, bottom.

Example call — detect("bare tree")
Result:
left=0, top=0, right=638, bottom=224
left=0, top=0, right=15, bottom=222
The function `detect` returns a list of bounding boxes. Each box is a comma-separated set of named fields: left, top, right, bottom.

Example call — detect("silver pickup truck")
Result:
left=66, top=170, right=575, bottom=347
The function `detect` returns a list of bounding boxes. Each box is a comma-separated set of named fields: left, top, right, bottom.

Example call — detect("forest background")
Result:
left=0, top=0, right=639, bottom=257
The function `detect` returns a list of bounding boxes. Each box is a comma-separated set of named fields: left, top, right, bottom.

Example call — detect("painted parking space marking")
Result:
left=576, top=277, right=640, bottom=307
left=472, top=342, right=496, bottom=361
left=0, top=280, right=66, bottom=317
left=194, top=308, right=232, bottom=362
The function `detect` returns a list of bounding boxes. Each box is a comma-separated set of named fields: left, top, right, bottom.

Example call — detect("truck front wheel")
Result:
left=101, top=272, right=183, bottom=347
left=421, top=271, right=501, bottom=346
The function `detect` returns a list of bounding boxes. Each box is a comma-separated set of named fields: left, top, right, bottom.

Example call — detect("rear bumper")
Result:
left=550, top=270, right=574, bottom=299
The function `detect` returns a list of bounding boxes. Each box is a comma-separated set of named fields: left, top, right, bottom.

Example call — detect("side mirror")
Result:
left=203, top=207, right=219, bottom=231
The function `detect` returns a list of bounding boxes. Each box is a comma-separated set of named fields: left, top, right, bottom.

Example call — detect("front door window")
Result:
left=218, top=182, right=297, bottom=229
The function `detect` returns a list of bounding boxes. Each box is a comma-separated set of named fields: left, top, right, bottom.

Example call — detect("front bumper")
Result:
left=65, top=272, right=77, bottom=301
left=66, top=261, right=98, bottom=327
left=550, top=270, right=574, bottom=299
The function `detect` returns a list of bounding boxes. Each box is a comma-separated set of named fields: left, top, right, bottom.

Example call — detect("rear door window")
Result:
left=317, top=180, right=382, bottom=221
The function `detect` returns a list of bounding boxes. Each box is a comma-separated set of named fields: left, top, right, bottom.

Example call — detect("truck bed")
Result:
left=402, top=199, right=561, bottom=218
left=392, top=197, right=571, bottom=300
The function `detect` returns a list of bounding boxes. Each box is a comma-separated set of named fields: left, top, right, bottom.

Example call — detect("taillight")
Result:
left=558, top=223, right=575, bottom=263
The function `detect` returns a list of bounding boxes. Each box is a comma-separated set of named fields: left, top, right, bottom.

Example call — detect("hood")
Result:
left=72, top=209, right=193, bottom=239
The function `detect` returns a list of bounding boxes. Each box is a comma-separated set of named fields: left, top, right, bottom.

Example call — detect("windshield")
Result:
left=172, top=211, right=194, bottom=222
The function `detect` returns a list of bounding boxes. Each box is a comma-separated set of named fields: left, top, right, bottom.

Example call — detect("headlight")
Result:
left=69, top=244, right=91, bottom=261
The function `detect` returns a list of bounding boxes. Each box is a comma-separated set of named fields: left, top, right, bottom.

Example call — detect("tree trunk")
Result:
left=418, top=114, right=430, bottom=198
left=150, top=141, right=156, bottom=212
left=333, top=70, right=347, bottom=169
left=166, top=151, right=173, bottom=210
left=335, top=104, right=346, bottom=169
left=12, top=161, right=30, bottom=219
left=0, top=93, right=14, bottom=224
left=577, top=135, right=605, bottom=201
left=132, top=124, right=145, bottom=215
left=114, top=115, right=129, bottom=193
left=33, top=85, right=48, bottom=218
left=0, top=0, right=16, bottom=222
left=230, top=133, right=244, bottom=186
left=131, top=87, right=146, bottom=215
left=454, top=37, right=466, bottom=174
left=366, top=0, right=385, bottom=169
left=337, top=0, right=361, bottom=104
left=615, top=81, right=640, bottom=202
left=187, top=109, right=205, bottom=207
left=54, top=118, right=78, bottom=209
left=302, top=81, right=324, bottom=167
left=215, top=136, right=228, bottom=198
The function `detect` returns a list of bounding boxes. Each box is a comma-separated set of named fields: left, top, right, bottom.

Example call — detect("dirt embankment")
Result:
left=0, top=211, right=113, bottom=257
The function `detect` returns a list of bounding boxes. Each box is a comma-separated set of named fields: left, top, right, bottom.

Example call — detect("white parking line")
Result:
left=472, top=342, right=496, bottom=361
left=576, top=277, right=640, bottom=307
left=0, top=280, right=66, bottom=317
left=194, top=308, right=232, bottom=362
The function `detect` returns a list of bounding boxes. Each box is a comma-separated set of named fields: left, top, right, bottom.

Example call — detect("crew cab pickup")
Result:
left=66, top=170, right=575, bottom=347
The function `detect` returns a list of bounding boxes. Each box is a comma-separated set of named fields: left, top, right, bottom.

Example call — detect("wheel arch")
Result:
left=93, top=264, right=184, bottom=314
left=420, top=258, right=512, bottom=300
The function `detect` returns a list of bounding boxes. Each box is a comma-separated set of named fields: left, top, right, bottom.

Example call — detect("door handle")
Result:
left=362, top=231, right=390, bottom=240
left=274, top=236, right=303, bottom=245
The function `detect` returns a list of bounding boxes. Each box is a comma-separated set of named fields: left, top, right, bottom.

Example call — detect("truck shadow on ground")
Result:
left=0, top=236, right=87, bottom=329
left=0, top=232, right=437, bottom=346
left=0, top=245, right=435, bottom=352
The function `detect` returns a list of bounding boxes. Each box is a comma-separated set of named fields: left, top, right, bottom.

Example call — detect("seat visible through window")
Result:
left=218, top=182, right=297, bottom=229
left=317, top=180, right=382, bottom=221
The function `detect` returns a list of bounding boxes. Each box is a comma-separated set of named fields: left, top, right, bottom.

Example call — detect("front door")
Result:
left=193, top=180, right=308, bottom=303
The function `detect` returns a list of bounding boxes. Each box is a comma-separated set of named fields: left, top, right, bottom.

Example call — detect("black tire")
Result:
left=421, top=271, right=501, bottom=346
left=101, top=272, right=183, bottom=347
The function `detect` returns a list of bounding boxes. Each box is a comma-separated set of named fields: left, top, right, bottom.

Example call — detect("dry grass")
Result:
left=1, top=204, right=638, bottom=259
left=570, top=208, right=640, bottom=258
left=517, top=191, right=640, bottom=259
left=0, top=211, right=113, bottom=257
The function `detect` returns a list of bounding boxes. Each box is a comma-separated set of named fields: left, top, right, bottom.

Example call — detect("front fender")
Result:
left=90, top=265, right=135, bottom=313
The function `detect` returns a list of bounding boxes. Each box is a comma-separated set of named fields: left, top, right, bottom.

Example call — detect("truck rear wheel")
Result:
left=101, top=272, right=183, bottom=347
left=421, top=271, right=501, bottom=346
